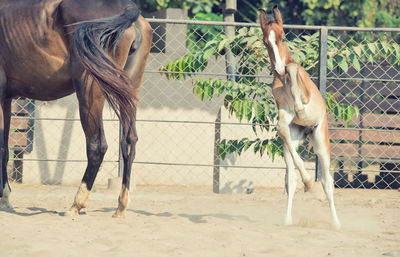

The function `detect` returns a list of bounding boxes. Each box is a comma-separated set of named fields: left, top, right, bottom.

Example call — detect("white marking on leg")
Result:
left=312, top=121, right=341, bottom=229
left=283, top=145, right=296, bottom=226
left=268, top=30, right=285, bottom=75
left=113, top=184, right=129, bottom=218
left=67, top=182, right=90, bottom=216
left=0, top=183, right=13, bottom=209
left=277, top=110, right=313, bottom=191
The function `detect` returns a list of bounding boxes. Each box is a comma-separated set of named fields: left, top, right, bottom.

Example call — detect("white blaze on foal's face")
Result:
left=268, top=30, right=285, bottom=76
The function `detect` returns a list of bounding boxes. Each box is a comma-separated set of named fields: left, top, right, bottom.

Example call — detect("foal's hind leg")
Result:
left=67, top=78, right=108, bottom=216
left=310, top=115, right=341, bottom=229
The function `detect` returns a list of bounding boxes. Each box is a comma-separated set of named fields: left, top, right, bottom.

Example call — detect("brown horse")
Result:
left=259, top=6, right=341, bottom=229
left=0, top=0, right=152, bottom=218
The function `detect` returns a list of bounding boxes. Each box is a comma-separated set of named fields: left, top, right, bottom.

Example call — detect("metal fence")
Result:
left=8, top=18, right=400, bottom=191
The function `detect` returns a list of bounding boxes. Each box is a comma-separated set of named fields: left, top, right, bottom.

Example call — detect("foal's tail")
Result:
left=72, top=6, right=140, bottom=128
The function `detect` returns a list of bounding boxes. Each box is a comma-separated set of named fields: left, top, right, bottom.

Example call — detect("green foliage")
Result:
left=326, top=92, right=360, bottom=126
left=182, top=0, right=219, bottom=15
left=276, top=0, right=400, bottom=28
left=186, top=13, right=223, bottom=53
left=158, top=27, right=400, bottom=160
left=138, top=0, right=220, bottom=17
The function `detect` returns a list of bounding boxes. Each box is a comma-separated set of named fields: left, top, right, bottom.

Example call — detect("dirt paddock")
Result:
left=0, top=183, right=399, bottom=257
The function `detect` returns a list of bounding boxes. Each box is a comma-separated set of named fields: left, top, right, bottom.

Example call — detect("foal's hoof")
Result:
left=284, top=217, right=293, bottom=226
left=295, top=108, right=306, bottom=120
left=64, top=208, right=80, bottom=217
left=112, top=210, right=126, bottom=218
left=304, top=179, right=314, bottom=192
left=332, top=221, right=341, bottom=231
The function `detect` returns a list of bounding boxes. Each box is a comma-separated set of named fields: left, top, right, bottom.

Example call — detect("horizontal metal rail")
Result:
left=147, top=18, right=400, bottom=32
left=150, top=70, right=400, bottom=83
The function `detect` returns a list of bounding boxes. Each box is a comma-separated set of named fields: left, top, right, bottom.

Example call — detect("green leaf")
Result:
left=243, top=139, right=254, bottom=152
left=353, top=45, right=362, bottom=57
left=367, top=43, right=376, bottom=54
left=218, top=38, right=229, bottom=53
left=338, top=56, right=349, bottom=72
left=254, top=101, right=264, bottom=121
left=203, top=47, right=215, bottom=60
left=345, top=105, right=355, bottom=123
left=327, top=58, right=334, bottom=70
left=204, top=82, right=214, bottom=100
left=243, top=100, right=253, bottom=122
left=352, top=54, right=361, bottom=72
left=253, top=139, right=261, bottom=154
left=380, top=41, right=389, bottom=54
left=218, top=139, right=227, bottom=160
left=194, top=81, right=204, bottom=101
left=232, top=100, right=244, bottom=121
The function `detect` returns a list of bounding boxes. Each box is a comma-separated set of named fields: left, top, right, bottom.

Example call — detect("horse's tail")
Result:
left=72, top=6, right=140, bottom=127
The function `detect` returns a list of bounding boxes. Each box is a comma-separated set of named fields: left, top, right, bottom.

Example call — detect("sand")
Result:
left=0, top=183, right=399, bottom=257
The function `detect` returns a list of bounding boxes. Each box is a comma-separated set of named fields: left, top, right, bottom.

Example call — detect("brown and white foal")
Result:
left=259, top=6, right=341, bottom=229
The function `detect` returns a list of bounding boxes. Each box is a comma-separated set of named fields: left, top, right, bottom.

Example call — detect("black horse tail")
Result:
left=72, top=6, right=140, bottom=128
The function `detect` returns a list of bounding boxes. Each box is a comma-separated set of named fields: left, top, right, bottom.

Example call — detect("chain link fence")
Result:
left=8, top=17, right=400, bottom=191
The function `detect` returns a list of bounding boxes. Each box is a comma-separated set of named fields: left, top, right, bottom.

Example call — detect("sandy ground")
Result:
left=0, top=183, right=399, bottom=257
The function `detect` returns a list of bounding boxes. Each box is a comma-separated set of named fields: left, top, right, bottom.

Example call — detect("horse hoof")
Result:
left=0, top=202, right=14, bottom=210
left=112, top=211, right=126, bottom=218
left=332, top=221, right=341, bottom=231
left=284, top=217, right=293, bottom=226
left=296, top=109, right=306, bottom=120
left=304, top=179, right=314, bottom=192
left=64, top=208, right=80, bottom=217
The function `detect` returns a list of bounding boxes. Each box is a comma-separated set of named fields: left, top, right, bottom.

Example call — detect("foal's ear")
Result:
left=272, top=5, right=283, bottom=25
left=258, top=8, right=269, bottom=32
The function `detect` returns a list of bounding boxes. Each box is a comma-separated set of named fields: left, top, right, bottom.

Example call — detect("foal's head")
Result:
left=258, top=6, right=292, bottom=77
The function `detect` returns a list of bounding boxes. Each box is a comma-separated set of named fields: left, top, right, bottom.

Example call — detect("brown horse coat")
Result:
left=0, top=0, right=152, bottom=217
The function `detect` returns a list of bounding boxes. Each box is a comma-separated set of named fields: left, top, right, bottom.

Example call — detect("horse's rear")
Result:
left=0, top=0, right=152, bottom=218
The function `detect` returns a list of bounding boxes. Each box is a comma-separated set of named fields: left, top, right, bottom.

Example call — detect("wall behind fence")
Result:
left=9, top=10, right=400, bottom=190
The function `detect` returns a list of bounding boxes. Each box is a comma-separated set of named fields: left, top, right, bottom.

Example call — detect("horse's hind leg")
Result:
left=67, top=78, right=107, bottom=216
left=113, top=17, right=152, bottom=218
left=113, top=119, right=137, bottom=218
left=0, top=99, right=12, bottom=209
left=310, top=115, right=341, bottom=229
left=0, top=67, right=12, bottom=209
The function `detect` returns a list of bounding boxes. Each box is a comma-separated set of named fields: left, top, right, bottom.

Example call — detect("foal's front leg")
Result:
left=283, top=144, right=297, bottom=225
left=282, top=122, right=306, bottom=225
left=277, top=108, right=313, bottom=191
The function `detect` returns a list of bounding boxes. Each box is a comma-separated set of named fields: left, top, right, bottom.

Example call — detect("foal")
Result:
left=259, top=6, right=341, bottom=229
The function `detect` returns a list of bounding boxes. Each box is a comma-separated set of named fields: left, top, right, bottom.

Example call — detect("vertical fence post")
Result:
left=316, top=27, right=328, bottom=181
left=213, top=0, right=237, bottom=193
left=213, top=108, right=221, bottom=193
